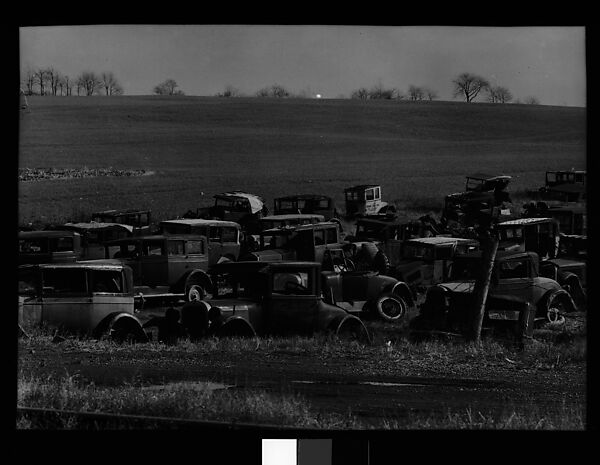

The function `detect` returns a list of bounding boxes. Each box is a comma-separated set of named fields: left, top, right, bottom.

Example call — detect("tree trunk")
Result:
left=468, top=231, right=499, bottom=343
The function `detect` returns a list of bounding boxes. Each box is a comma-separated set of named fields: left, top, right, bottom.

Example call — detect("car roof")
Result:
left=63, top=222, right=134, bottom=233
left=344, top=184, right=380, bottom=191
left=498, top=217, right=557, bottom=226
left=261, top=221, right=339, bottom=234
left=105, top=234, right=206, bottom=243
left=19, top=230, right=81, bottom=238
left=547, top=170, right=586, bottom=175
left=405, top=236, right=478, bottom=245
left=211, top=260, right=321, bottom=273
left=275, top=194, right=332, bottom=201
left=160, top=218, right=240, bottom=228
left=261, top=214, right=325, bottom=221
left=456, top=250, right=537, bottom=261
left=92, top=209, right=150, bottom=215
left=466, top=173, right=512, bottom=182
left=19, top=262, right=127, bottom=272
left=215, top=191, right=265, bottom=213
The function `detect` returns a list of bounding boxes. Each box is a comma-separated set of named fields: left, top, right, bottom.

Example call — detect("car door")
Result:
left=266, top=268, right=319, bottom=335
left=39, top=268, right=91, bottom=332
left=493, top=257, right=534, bottom=302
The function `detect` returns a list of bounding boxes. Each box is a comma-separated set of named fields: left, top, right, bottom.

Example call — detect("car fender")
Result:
left=537, top=288, right=577, bottom=317
left=172, top=269, right=213, bottom=295
left=388, top=281, right=415, bottom=309
left=216, top=315, right=257, bottom=338
left=327, top=313, right=372, bottom=344
left=93, top=312, right=148, bottom=341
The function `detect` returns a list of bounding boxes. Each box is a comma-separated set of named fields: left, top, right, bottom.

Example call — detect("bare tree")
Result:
left=153, top=79, right=182, bottom=95
left=35, top=68, right=47, bottom=95
left=487, top=85, right=513, bottom=104
left=78, top=71, right=101, bottom=96
left=452, top=72, right=490, bottom=103
left=100, top=72, right=122, bottom=96
left=46, top=67, right=60, bottom=96
left=217, top=85, right=241, bottom=97
left=22, top=67, right=37, bottom=95
left=408, top=85, right=425, bottom=101
left=523, top=96, right=540, bottom=105
left=351, top=87, right=369, bottom=99
left=62, top=75, right=73, bottom=96
left=270, top=84, right=289, bottom=98
left=423, top=87, right=438, bottom=101
left=255, top=84, right=290, bottom=98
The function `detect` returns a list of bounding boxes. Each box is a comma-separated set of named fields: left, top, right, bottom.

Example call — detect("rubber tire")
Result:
left=374, top=293, right=407, bottom=322
left=186, top=284, right=205, bottom=302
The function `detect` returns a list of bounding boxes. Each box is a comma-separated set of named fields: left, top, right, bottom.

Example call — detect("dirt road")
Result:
left=18, top=335, right=585, bottom=425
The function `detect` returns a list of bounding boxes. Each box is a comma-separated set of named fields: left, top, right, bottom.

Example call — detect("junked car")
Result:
left=18, top=262, right=148, bottom=342
left=61, top=222, right=134, bottom=259
left=258, top=214, right=325, bottom=231
left=180, top=261, right=371, bottom=342
left=343, top=184, right=397, bottom=218
left=497, top=217, right=586, bottom=306
left=411, top=250, right=578, bottom=338
left=97, top=234, right=212, bottom=303
left=184, top=191, right=267, bottom=235
left=320, top=249, right=415, bottom=322
left=242, top=222, right=344, bottom=265
left=390, top=236, right=480, bottom=292
left=91, top=209, right=152, bottom=235
left=442, top=173, right=514, bottom=232
left=273, top=194, right=339, bottom=223
left=159, top=218, right=242, bottom=263
left=19, top=230, right=82, bottom=265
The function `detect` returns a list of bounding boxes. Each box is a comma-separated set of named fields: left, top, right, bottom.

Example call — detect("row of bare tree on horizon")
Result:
left=21, top=68, right=540, bottom=104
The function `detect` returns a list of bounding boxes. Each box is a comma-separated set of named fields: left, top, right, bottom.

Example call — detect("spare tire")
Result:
left=374, top=292, right=407, bottom=322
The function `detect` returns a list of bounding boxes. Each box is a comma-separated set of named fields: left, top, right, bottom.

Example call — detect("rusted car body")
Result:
left=159, top=218, right=242, bottom=263
left=412, top=251, right=577, bottom=337
left=544, top=170, right=586, bottom=188
left=19, top=230, right=82, bottom=265
left=185, top=191, right=267, bottom=234
left=184, top=261, right=371, bottom=342
left=442, top=173, right=514, bottom=231
left=497, top=217, right=586, bottom=306
left=320, top=252, right=415, bottom=322
left=390, top=236, right=480, bottom=291
left=343, top=185, right=396, bottom=218
left=259, top=214, right=325, bottom=231
left=243, top=222, right=344, bottom=265
left=61, top=222, right=133, bottom=259
left=497, top=218, right=560, bottom=259
left=91, top=209, right=152, bottom=235
left=273, top=195, right=338, bottom=222
left=99, top=234, right=212, bottom=302
left=18, top=263, right=147, bottom=342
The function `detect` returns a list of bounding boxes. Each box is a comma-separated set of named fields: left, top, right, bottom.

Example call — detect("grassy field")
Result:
left=18, top=95, right=586, bottom=226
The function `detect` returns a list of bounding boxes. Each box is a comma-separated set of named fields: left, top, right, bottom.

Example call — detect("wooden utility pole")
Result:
left=469, top=226, right=500, bottom=344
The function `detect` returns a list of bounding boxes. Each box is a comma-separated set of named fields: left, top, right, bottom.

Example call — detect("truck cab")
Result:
left=343, top=185, right=396, bottom=218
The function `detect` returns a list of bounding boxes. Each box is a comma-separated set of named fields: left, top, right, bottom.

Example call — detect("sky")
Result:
left=19, top=25, right=586, bottom=106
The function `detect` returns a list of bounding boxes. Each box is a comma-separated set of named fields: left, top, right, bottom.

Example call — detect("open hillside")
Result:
left=18, top=95, right=586, bottom=225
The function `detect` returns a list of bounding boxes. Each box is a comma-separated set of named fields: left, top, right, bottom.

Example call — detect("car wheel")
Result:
left=546, top=296, right=567, bottom=325
left=110, top=320, right=147, bottom=344
left=375, top=293, right=407, bottom=322
left=186, top=284, right=205, bottom=302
